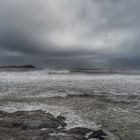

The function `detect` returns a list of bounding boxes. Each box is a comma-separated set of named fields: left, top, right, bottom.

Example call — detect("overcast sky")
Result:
left=0, top=0, right=140, bottom=69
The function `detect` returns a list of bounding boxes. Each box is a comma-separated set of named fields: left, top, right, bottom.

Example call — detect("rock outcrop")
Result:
left=0, top=110, right=107, bottom=140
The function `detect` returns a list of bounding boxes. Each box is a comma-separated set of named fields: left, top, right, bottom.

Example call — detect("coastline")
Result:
left=0, top=110, right=107, bottom=140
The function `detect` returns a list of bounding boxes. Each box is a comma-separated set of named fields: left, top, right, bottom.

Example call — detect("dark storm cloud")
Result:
left=0, top=0, right=140, bottom=68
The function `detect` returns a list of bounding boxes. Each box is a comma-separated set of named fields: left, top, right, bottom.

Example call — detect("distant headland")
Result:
left=0, top=65, right=36, bottom=69
left=0, top=65, right=37, bottom=71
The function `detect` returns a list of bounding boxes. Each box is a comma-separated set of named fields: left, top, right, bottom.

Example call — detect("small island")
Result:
left=0, top=65, right=36, bottom=69
left=0, top=65, right=36, bottom=71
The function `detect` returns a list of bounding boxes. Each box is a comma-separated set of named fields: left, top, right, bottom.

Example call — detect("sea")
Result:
left=0, top=69, right=140, bottom=140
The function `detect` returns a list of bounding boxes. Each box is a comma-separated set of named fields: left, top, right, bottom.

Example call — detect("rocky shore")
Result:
left=0, top=110, right=107, bottom=140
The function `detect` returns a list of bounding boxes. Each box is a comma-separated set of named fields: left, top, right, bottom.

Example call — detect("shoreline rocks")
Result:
left=0, top=110, right=107, bottom=140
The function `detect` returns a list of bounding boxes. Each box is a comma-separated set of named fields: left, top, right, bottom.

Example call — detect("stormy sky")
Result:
left=0, top=0, right=140, bottom=69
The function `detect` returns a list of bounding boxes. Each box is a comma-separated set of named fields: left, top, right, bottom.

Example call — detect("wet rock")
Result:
left=67, top=127, right=92, bottom=135
left=0, top=110, right=8, bottom=117
left=0, top=110, right=64, bottom=129
left=57, top=115, right=66, bottom=121
left=57, top=115, right=67, bottom=128
left=0, top=127, right=51, bottom=140
left=88, top=130, right=107, bottom=140
left=12, top=119, right=59, bottom=129
left=0, top=110, right=107, bottom=140
left=47, top=134, right=88, bottom=140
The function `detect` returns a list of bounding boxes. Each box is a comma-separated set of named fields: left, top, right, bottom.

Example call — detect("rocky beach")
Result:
left=0, top=110, right=107, bottom=140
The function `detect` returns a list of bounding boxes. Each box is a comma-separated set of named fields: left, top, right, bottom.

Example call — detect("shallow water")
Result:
left=0, top=70, right=140, bottom=140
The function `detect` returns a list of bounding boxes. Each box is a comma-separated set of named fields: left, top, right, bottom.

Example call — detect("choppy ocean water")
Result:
left=0, top=69, right=140, bottom=140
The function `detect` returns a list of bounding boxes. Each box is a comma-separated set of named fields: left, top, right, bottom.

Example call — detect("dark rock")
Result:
left=88, top=130, right=107, bottom=140
left=12, top=120, right=59, bottom=129
left=0, top=110, right=107, bottom=140
left=57, top=115, right=67, bottom=128
left=0, top=127, right=51, bottom=140
left=0, top=110, right=8, bottom=117
left=0, top=110, right=62, bottom=129
left=57, top=115, right=66, bottom=121
left=46, top=135, right=88, bottom=140
left=67, top=127, right=92, bottom=135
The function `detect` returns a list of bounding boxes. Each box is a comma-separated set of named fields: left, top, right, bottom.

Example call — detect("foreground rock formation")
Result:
left=0, top=110, right=107, bottom=140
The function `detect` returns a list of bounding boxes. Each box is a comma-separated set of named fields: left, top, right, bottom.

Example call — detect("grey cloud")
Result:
left=0, top=0, right=140, bottom=69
